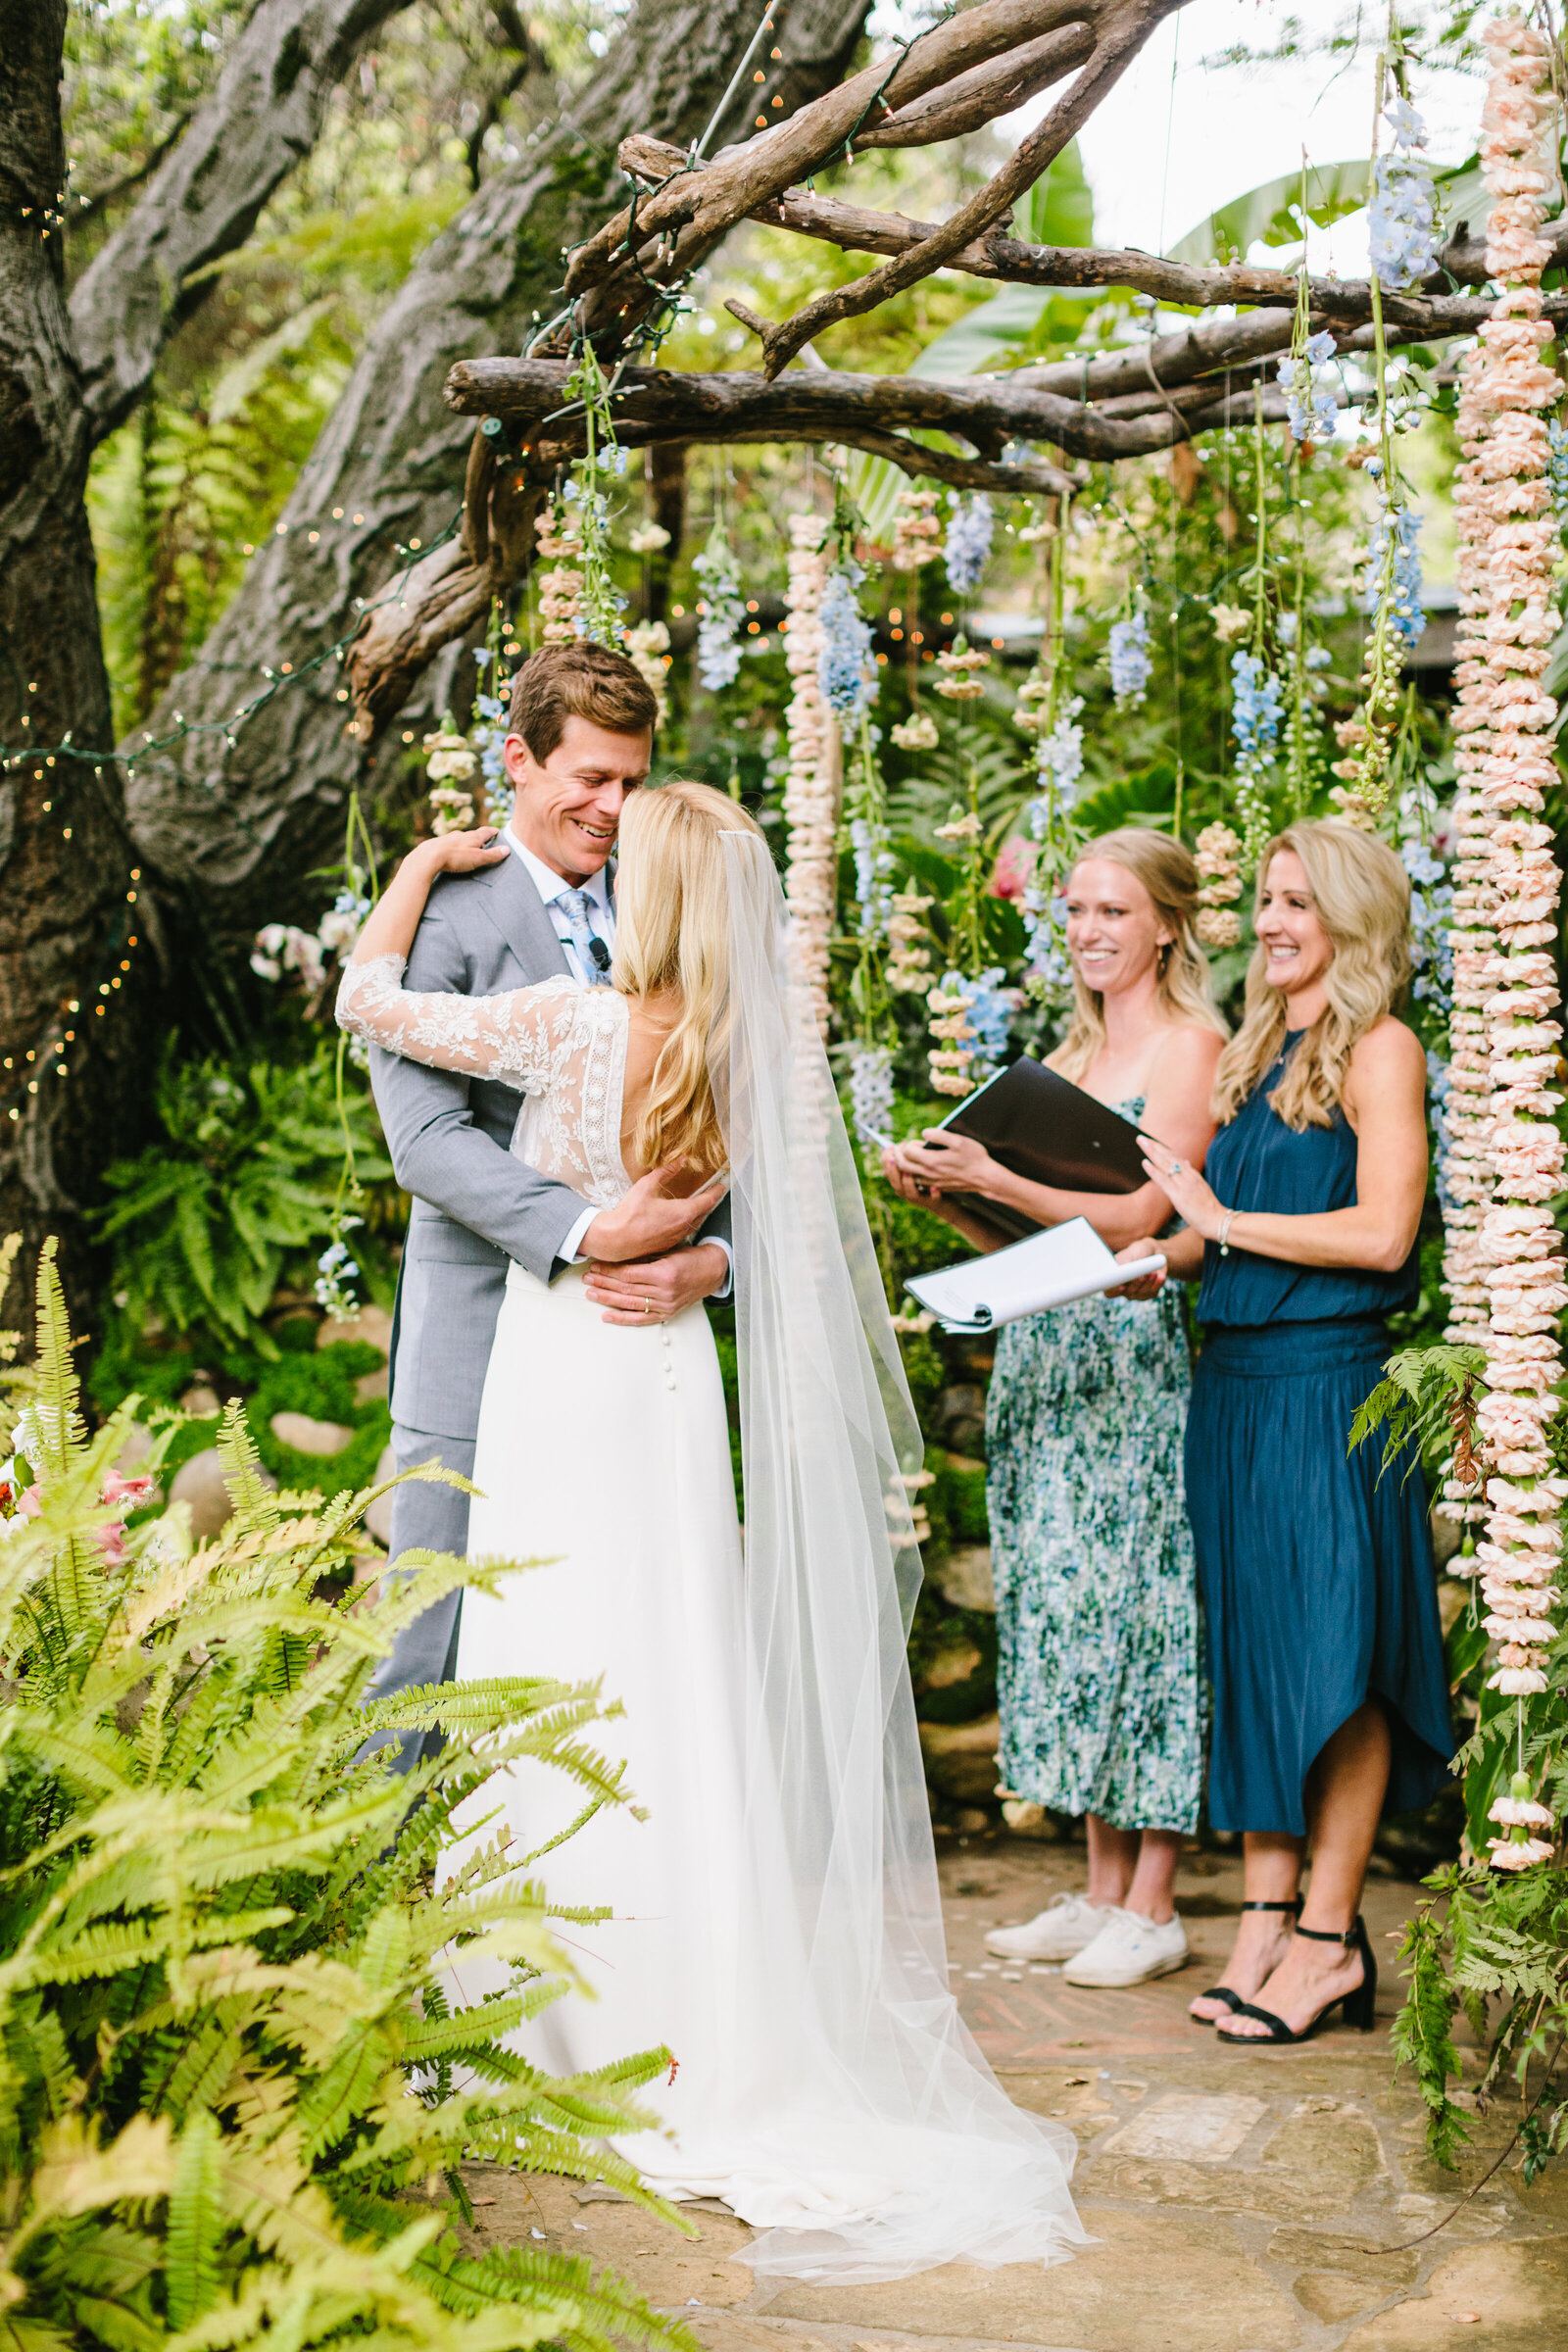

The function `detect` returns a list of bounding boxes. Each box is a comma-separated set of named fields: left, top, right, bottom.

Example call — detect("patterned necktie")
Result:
left=556, top=887, right=610, bottom=985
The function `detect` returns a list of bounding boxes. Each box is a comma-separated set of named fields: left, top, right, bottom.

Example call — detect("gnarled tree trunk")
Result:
left=125, top=0, right=873, bottom=950
left=0, top=0, right=145, bottom=1322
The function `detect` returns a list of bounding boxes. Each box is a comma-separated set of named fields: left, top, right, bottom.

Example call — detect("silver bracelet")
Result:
left=1217, top=1210, right=1237, bottom=1257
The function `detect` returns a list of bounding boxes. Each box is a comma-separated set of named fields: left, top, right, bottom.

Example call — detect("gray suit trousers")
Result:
left=360, top=1424, right=476, bottom=1773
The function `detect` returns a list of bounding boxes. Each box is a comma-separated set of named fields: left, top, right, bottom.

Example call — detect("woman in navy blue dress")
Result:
left=1117, top=822, right=1452, bottom=2045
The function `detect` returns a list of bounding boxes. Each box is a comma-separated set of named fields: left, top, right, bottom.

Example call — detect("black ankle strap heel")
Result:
left=1293, top=1917, right=1377, bottom=2033
left=1217, top=1913, right=1377, bottom=2045
left=1192, top=1899, right=1303, bottom=2021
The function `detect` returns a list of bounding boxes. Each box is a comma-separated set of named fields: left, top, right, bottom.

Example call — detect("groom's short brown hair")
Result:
left=508, top=641, right=659, bottom=762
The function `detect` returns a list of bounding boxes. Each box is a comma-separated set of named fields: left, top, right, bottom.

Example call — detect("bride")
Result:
left=335, top=778, right=1086, bottom=2283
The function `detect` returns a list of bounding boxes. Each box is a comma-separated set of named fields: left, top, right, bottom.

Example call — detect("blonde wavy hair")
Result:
left=1212, top=822, right=1411, bottom=1131
left=1054, top=828, right=1226, bottom=1084
left=612, top=779, right=761, bottom=1179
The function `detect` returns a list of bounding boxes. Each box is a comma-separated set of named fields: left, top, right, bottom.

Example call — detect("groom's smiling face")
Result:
left=503, top=714, right=654, bottom=885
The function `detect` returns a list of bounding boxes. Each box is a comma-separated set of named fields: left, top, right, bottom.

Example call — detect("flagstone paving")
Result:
left=459, top=1835, right=1568, bottom=2351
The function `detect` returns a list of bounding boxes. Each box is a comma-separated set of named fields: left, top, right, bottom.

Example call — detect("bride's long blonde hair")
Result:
left=612, top=779, right=761, bottom=1178
left=1212, top=821, right=1411, bottom=1130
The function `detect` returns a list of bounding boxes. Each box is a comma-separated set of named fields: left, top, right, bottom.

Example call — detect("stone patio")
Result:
left=458, top=1836, right=1568, bottom=2352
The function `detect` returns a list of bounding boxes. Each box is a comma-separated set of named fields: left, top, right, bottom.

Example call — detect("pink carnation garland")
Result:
left=1442, top=19, right=1565, bottom=1870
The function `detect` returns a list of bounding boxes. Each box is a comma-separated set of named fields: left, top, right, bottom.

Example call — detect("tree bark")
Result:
left=125, top=0, right=872, bottom=945
left=70, top=0, right=417, bottom=444
left=0, top=0, right=147, bottom=1323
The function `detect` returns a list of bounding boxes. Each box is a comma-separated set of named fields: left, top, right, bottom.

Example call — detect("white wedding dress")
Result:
left=336, top=845, right=1085, bottom=2284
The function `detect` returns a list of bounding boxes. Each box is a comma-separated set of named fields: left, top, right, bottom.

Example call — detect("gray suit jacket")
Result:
left=371, top=850, right=729, bottom=1441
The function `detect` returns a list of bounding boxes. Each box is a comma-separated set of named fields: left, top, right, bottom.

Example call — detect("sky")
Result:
left=1011, top=0, right=1489, bottom=269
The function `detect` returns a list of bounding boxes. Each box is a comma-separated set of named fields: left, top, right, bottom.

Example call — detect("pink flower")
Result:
left=1488, top=1834, right=1555, bottom=1870
left=989, top=837, right=1032, bottom=904
left=102, top=1469, right=157, bottom=1509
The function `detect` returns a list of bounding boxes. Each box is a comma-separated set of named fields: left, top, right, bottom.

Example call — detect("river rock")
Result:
left=178, top=1383, right=221, bottom=1417
left=170, top=1447, right=277, bottom=1542
left=363, top=1446, right=397, bottom=1545
left=919, top=1712, right=1000, bottom=1804
left=318, top=1304, right=394, bottom=1356
left=937, top=1543, right=995, bottom=1612
left=270, top=1410, right=354, bottom=1456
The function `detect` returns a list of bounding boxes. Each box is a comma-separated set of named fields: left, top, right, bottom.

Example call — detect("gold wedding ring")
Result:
left=642, top=1298, right=652, bottom=1315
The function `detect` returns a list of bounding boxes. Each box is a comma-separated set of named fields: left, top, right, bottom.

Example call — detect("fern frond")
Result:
left=167, top=2107, right=224, bottom=2329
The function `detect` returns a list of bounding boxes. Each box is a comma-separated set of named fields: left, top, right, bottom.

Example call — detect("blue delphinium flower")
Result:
left=818, top=560, right=876, bottom=722
left=1107, top=607, right=1152, bottom=705
left=693, top=531, right=747, bottom=690
left=1365, top=504, right=1425, bottom=650
left=1548, top=416, right=1568, bottom=516
left=939, top=967, right=1013, bottom=1082
left=1369, top=98, right=1442, bottom=290
left=847, top=1042, right=895, bottom=1152
left=1031, top=696, right=1085, bottom=815
left=1276, top=326, right=1341, bottom=443
left=1231, top=649, right=1284, bottom=764
left=944, top=495, right=994, bottom=597
left=849, top=814, right=897, bottom=940
left=1426, top=1047, right=1452, bottom=1213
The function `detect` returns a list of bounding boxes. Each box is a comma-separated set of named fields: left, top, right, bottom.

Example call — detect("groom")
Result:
left=364, top=641, right=733, bottom=1770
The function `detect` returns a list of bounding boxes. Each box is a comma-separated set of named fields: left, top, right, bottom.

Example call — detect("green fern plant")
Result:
left=0, top=1238, right=694, bottom=2349
left=96, top=1043, right=391, bottom=1353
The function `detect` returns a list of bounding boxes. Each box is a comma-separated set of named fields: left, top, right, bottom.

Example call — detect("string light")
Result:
left=0, top=511, right=463, bottom=786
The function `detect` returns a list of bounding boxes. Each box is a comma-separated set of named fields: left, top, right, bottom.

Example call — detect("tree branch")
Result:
left=70, top=0, right=416, bottom=444
left=735, top=0, right=1188, bottom=377
left=562, top=0, right=1107, bottom=345
left=447, top=350, right=1273, bottom=465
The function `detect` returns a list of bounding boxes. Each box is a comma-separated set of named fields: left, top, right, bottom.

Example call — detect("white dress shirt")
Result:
left=503, top=827, right=731, bottom=1296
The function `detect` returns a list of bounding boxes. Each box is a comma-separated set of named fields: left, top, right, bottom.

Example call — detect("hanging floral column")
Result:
left=782, top=514, right=835, bottom=1035
left=1455, top=17, right=1566, bottom=1864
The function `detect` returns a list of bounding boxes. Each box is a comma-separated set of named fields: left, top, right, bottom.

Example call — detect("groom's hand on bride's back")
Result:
left=580, top=1163, right=725, bottom=1266
left=578, top=1162, right=728, bottom=1325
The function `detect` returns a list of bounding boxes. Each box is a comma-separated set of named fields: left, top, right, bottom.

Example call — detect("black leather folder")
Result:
left=920, top=1057, right=1151, bottom=1247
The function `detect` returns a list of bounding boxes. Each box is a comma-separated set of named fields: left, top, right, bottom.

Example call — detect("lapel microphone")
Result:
left=588, top=936, right=612, bottom=976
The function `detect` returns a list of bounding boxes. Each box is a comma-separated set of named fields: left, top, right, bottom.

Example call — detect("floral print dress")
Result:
left=985, top=1097, right=1205, bottom=1833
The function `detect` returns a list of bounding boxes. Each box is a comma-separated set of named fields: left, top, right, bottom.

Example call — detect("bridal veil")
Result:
left=710, top=834, right=1087, bottom=2280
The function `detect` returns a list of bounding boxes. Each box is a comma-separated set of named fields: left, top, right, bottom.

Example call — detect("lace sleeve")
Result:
left=334, top=956, right=581, bottom=1093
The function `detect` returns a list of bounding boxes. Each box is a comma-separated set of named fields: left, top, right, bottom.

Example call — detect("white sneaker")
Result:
left=1063, top=1907, right=1189, bottom=1987
left=984, top=1893, right=1112, bottom=1962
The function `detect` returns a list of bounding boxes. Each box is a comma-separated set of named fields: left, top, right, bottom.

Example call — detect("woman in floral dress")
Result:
left=886, top=830, right=1224, bottom=1989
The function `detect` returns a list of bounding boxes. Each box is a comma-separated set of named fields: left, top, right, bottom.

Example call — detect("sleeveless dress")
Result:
left=333, top=958, right=1087, bottom=2283
left=1185, top=1040, right=1453, bottom=1835
left=985, top=1095, right=1204, bottom=1834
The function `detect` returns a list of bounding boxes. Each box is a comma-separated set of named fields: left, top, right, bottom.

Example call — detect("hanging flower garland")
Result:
left=422, top=717, right=479, bottom=833
left=693, top=524, right=747, bottom=690
left=892, top=486, right=943, bottom=570
left=1194, top=822, right=1244, bottom=951
left=1106, top=602, right=1152, bottom=705
left=1445, top=16, right=1566, bottom=1866
left=622, top=619, right=670, bottom=724
left=842, top=708, right=899, bottom=1154
left=943, top=493, right=994, bottom=597
left=782, top=512, right=835, bottom=1035
left=1368, top=91, right=1443, bottom=291
left=534, top=499, right=584, bottom=644
left=1017, top=518, right=1081, bottom=998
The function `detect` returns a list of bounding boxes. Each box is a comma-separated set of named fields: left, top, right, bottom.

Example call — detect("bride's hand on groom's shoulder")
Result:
left=581, top=1162, right=726, bottom=1266
left=409, top=827, right=511, bottom=875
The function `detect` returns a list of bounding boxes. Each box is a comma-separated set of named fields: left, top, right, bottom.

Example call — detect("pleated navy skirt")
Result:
left=1184, top=1317, right=1453, bottom=1836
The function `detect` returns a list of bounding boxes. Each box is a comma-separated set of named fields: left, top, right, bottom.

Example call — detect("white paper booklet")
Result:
left=904, top=1216, right=1165, bottom=1335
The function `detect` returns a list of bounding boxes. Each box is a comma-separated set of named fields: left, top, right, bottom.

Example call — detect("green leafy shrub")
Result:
left=96, top=1044, right=391, bottom=1355
left=0, top=1241, right=690, bottom=2348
